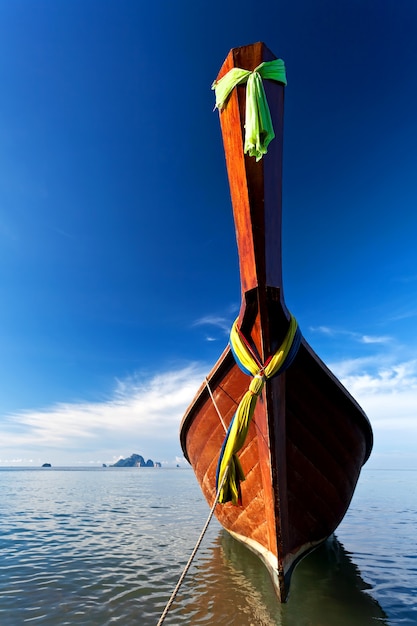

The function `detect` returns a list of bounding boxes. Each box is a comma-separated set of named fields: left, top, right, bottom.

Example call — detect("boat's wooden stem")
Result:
left=215, top=42, right=288, bottom=361
left=215, top=42, right=292, bottom=596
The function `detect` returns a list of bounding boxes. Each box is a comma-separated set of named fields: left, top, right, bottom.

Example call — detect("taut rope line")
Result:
left=156, top=467, right=229, bottom=625
left=205, top=377, right=228, bottom=432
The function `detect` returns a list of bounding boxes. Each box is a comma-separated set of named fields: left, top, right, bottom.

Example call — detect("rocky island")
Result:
left=111, top=453, right=157, bottom=468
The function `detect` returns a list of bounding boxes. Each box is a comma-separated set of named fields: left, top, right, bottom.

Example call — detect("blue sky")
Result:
left=0, top=0, right=416, bottom=467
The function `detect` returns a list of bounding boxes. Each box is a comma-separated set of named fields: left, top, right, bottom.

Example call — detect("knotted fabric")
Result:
left=212, top=59, right=287, bottom=161
left=216, top=315, right=300, bottom=505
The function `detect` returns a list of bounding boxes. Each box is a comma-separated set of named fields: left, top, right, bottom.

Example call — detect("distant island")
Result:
left=111, top=453, right=160, bottom=468
left=42, top=463, right=52, bottom=468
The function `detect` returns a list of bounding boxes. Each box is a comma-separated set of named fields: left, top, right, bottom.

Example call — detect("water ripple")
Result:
left=0, top=468, right=416, bottom=624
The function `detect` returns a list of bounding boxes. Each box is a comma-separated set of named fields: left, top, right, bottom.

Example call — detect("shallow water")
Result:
left=0, top=468, right=415, bottom=625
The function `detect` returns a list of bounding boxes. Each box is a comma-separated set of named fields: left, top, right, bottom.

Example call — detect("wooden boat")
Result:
left=179, top=42, right=373, bottom=602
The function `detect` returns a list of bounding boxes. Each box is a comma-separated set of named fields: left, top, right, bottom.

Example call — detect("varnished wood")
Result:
left=179, top=43, right=372, bottom=601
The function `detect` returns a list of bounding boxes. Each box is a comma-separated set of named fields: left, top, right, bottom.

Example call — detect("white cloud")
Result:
left=390, top=308, right=417, bottom=321
left=331, top=357, right=417, bottom=468
left=1, top=354, right=416, bottom=470
left=333, top=358, right=417, bottom=396
left=310, top=325, right=335, bottom=336
left=192, top=315, right=231, bottom=333
left=0, top=365, right=207, bottom=466
left=310, top=325, right=392, bottom=345
left=360, top=334, right=392, bottom=344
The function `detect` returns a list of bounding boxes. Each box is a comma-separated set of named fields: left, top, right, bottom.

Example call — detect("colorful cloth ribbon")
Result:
left=216, top=315, right=300, bottom=505
left=212, top=58, right=287, bottom=161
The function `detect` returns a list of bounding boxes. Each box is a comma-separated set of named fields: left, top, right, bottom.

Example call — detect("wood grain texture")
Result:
left=180, top=340, right=372, bottom=599
left=179, top=43, right=373, bottom=601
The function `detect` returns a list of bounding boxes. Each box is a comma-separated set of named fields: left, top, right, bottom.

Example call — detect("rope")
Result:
left=156, top=468, right=229, bottom=625
left=205, top=377, right=227, bottom=432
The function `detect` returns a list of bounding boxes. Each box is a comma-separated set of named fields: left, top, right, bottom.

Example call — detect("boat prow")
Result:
left=179, top=42, right=373, bottom=601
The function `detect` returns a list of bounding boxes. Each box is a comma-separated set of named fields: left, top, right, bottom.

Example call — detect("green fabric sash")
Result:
left=212, top=59, right=287, bottom=161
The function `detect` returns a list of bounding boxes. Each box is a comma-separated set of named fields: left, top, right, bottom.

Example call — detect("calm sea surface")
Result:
left=0, top=467, right=416, bottom=625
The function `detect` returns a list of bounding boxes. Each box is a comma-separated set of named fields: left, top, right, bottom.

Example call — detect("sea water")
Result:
left=0, top=467, right=415, bottom=625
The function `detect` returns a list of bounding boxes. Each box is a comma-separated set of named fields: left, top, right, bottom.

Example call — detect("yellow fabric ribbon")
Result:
left=212, top=58, right=287, bottom=161
left=217, top=315, right=298, bottom=504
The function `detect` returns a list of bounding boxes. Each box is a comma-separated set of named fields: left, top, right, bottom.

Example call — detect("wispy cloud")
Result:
left=330, top=357, right=417, bottom=462
left=51, top=226, right=75, bottom=239
left=1, top=354, right=416, bottom=470
left=334, top=358, right=417, bottom=397
left=389, top=308, right=417, bottom=322
left=310, top=325, right=392, bottom=345
left=360, top=334, right=392, bottom=344
left=192, top=312, right=237, bottom=341
left=310, top=325, right=335, bottom=336
left=192, top=315, right=231, bottom=333
left=0, top=365, right=208, bottom=466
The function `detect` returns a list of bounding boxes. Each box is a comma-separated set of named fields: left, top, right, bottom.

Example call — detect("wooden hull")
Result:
left=180, top=335, right=372, bottom=600
left=179, top=42, right=373, bottom=601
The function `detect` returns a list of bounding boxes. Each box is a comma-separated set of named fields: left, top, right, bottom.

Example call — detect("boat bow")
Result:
left=180, top=42, right=372, bottom=602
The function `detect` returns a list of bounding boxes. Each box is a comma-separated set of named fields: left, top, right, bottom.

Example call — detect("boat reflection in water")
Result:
left=177, top=532, right=387, bottom=626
